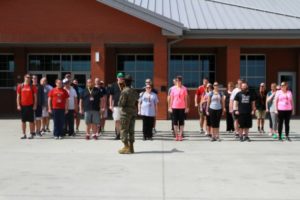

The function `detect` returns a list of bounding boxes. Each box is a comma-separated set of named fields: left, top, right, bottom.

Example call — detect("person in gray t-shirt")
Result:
left=206, top=82, right=225, bottom=141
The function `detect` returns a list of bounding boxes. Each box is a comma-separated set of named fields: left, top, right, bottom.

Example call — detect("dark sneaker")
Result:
left=86, top=135, right=90, bottom=140
left=28, top=134, right=34, bottom=139
left=235, top=134, right=240, bottom=139
left=46, top=128, right=51, bottom=132
left=244, top=136, right=251, bottom=142
left=286, top=136, right=291, bottom=142
left=210, top=138, right=216, bottom=142
left=37, top=132, right=43, bottom=137
left=115, top=134, right=120, bottom=140
left=20, top=135, right=27, bottom=139
left=240, top=136, right=244, bottom=142
left=93, top=135, right=98, bottom=140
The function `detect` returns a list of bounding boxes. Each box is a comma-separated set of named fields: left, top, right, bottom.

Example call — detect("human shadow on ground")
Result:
left=134, top=148, right=184, bottom=154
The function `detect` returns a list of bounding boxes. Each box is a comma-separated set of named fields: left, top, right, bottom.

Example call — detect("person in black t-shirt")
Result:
left=234, top=82, right=256, bottom=142
left=79, top=79, right=102, bottom=140
left=255, top=83, right=267, bottom=133
left=109, top=73, right=125, bottom=140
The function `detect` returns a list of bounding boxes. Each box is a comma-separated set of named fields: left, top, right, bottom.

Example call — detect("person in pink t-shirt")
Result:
left=168, top=76, right=189, bottom=141
left=275, top=82, right=293, bottom=141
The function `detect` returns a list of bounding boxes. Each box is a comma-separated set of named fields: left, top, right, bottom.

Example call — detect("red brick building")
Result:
left=1, top=0, right=300, bottom=119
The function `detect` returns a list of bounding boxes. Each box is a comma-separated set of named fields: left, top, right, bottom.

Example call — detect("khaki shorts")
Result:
left=113, top=107, right=121, bottom=121
left=198, top=105, right=205, bottom=118
left=255, top=110, right=266, bottom=119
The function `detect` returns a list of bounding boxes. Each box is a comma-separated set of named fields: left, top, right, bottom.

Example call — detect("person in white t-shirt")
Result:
left=63, top=78, right=78, bottom=136
left=229, top=79, right=243, bottom=137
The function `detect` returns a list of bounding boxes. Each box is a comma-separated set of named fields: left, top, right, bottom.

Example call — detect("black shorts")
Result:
left=21, top=105, right=34, bottom=123
left=209, top=108, right=222, bottom=128
left=238, top=113, right=252, bottom=129
left=35, top=105, right=42, bottom=119
left=206, top=115, right=211, bottom=127
left=172, top=109, right=185, bottom=126
left=232, top=112, right=239, bottom=121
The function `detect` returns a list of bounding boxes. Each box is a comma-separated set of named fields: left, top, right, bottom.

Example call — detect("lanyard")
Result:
left=87, top=87, right=93, bottom=96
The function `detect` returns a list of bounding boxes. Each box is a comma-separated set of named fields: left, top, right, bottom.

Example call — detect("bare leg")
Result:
left=35, top=120, right=41, bottom=134
left=29, top=122, right=35, bottom=134
left=22, top=122, right=26, bottom=135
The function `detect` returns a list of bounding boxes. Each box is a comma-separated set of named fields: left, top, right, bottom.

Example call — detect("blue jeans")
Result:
left=52, top=109, right=65, bottom=137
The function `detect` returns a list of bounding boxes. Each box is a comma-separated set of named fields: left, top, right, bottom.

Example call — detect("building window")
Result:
left=28, top=54, right=91, bottom=72
left=0, top=55, right=15, bottom=88
left=240, top=55, right=266, bottom=89
left=169, top=55, right=215, bottom=88
left=117, top=55, right=153, bottom=88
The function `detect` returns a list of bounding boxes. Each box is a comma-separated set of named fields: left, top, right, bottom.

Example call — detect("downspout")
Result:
left=167, top=37, right=184, bottom=84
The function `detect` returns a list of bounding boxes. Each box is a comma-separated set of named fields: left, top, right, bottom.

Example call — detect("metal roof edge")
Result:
left=183, top=29, right=300, bottom=39
left=97, top=0, right=185, bottom=36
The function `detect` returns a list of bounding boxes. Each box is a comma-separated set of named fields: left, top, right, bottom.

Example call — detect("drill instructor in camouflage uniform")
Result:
left=118, top=74, right=138, bottom=154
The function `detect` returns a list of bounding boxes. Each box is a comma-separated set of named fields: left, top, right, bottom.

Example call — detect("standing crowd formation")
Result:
left=16, top=73, right=294, bottom=153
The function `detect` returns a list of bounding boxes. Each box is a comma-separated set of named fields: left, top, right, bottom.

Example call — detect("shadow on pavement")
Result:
left=134, top=148, right=184, bottom=154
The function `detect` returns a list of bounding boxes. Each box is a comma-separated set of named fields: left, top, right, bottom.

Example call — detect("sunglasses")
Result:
left=25, top=76, right=31, bottom=79
left=146, top=87, right=151, bottom=89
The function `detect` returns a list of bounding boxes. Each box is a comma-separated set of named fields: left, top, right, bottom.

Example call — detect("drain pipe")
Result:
left=167, top=37, right=184, bottom=82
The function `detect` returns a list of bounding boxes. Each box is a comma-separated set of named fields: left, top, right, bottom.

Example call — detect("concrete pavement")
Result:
left=0, top=119, right=300, bottom=200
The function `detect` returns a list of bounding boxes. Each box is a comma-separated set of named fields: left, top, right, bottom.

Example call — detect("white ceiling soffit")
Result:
left=97, top=0, right=185, bottom=36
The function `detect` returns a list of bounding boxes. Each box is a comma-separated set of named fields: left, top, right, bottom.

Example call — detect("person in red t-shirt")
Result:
left=48, top=79, right=69, bottom=139
left=16, top=74, right=37, bottom=140
left=194, top=77, right=209, bottom=134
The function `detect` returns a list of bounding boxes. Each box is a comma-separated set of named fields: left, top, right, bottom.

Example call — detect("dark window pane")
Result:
left=62, top=55, right=71, bottom=71
left=183, top=55, right=199, bottom=72
left=201, top=55, right=215, bottom=71
left=136, top=55, right=153, bottom=72
left=117, top=55, right=135, bottom=72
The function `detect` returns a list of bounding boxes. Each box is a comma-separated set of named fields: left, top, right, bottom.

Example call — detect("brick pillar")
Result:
left=226, top=46, right=240, bottom=83
left=14, top=47, right=27, bottom=85
left=153, top=39, right=168, bottom=120
left=91, top=43, right=105, bottom=81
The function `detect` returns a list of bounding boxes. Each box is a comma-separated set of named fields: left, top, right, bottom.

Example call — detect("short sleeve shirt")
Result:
left=275, top=90, right=293, bottom=111
left=48, top=88, right=69, bottom=109
left=43, top=85, right=53, bottom=107
left=17, top=84, right=37, bottom=106
left=195, top=85, right=206, bottom=102
left=209, top=92, right=222, bottom=110
left=65, top=87, right=77, bottom=110
left=80, top=87, right=102, bottom=111
left=170, top=86, right=188, bottom=109
left=234, top=91, right=255, bottom=114
left=139, top=92, right=159, bottom=117
left=110, top=83, right=122, bottom=107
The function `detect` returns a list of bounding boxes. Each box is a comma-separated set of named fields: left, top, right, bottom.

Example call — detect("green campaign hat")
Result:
left=117, top=72, right=125, bottom=78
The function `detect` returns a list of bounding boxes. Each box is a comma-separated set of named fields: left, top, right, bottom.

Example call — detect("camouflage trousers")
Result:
left=120, top=114, right=136, bottom=144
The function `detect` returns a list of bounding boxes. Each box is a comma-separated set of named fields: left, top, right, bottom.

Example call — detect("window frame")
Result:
left=240, top=54, right=266, bottom=89
left=169, top=53, right=216, bottom=89
left=0, top=53, right=15, bottom=89
left=116, top=53, right=154, bottom=89
left=27, top=53, right=91, bottom=73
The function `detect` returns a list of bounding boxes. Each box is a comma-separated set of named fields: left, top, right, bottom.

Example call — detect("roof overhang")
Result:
left=184, top=29, right=300, bottom=39
left=97, top=0, right=185, bottom=36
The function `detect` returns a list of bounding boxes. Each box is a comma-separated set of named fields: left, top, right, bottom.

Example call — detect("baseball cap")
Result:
left=117, top=72, right=125, bottom=78
left=63, top=78, right=70, bottom=84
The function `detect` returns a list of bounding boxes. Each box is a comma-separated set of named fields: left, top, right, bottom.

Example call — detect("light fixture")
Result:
left=95, top=52, right=100, bottom=62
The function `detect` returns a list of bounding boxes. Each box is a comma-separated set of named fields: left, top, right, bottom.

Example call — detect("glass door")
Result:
left=46, top=73, right=59, bottom=88
left=73, top=73, right=90, bottom=89
left=278, top=72, right=296, bottom=114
